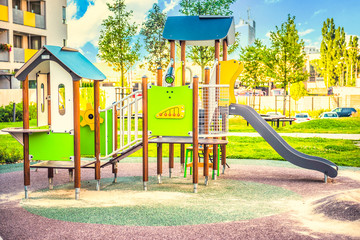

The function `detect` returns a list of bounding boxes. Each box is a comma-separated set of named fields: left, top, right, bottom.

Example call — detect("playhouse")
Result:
left=3, top=15, right=338, bottom=200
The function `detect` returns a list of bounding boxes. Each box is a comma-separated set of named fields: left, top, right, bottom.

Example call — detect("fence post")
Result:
left=13, top=102, right=16, bottom=122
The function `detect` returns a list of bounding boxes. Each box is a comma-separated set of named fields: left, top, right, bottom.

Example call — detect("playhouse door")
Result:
left=37, top=73, right=48, bottom=127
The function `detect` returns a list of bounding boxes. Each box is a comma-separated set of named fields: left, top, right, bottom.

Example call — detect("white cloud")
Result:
left=163, top=0, right=180, bottom=13
left=67, top=0, right=157, bottom=50
left=298, top=29, right=315, bottom=37
left=265, top=0, right=281, bottom=3
left=265, top=32, right=271, bottom=38
left=313, top=9, right=327, bottom=16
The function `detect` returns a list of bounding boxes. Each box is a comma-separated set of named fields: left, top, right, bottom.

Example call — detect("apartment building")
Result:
left=0, top=0, right=67, bottom=89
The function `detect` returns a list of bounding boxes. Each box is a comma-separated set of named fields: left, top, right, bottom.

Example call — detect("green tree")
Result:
left=179, top=0, right=238, bottom=82
left=290, top=81, right=307, bottom=111
left=140, top=3, right=169, bottom=73
left=268, top=15, right=308, bottom=115
left=320, top=18, right=346, bottom=87
left=345, top=36, right=359, bottom=86
left=98, top=0, right=140, bottom=97
left=239, top=39, right=268, bottom=107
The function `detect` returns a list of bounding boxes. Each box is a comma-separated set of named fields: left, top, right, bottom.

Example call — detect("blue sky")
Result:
left=66, top=0, right=360, bottom=63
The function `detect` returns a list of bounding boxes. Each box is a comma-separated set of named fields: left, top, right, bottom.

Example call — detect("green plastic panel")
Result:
left=29, top=132, right=74, bottom=161
left=80, top=110, right=113, bottom=157
left=148, top=85, right=193, bottom=136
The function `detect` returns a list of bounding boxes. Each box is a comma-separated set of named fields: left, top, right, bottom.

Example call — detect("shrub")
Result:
left=0, top=102, right=36, bottom=122
left=0, top=147, right=22, bottom=164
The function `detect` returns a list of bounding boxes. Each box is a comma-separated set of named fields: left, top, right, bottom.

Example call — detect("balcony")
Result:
left=14, top=48, right=37, bottom=63
left=13, top=8, right=45, bottom=29
left=0, top=4, right=8, bottom=22
left=0, top=51, right=9, bottom=62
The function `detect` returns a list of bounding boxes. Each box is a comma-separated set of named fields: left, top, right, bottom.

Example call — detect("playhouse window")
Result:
left=58, top=84, right=65, bottom=115
left=40, top=83, right=44, bottom=112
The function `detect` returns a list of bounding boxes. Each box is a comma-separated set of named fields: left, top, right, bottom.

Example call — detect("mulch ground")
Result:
left=1, top=161, right=360, bottom=240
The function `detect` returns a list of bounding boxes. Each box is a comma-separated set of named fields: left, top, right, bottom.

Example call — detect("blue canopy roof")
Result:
left=15, top=45, right=106, bottom=81
left=163, top=16, right=235, bottom=46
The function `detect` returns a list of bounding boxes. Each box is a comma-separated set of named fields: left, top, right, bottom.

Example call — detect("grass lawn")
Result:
left=229, top=117, right=360, bottom=134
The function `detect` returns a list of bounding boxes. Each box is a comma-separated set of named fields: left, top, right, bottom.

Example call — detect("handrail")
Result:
left=99, top=89, right=144, bottom=160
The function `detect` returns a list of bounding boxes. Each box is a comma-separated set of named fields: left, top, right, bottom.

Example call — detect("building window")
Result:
left=58, top=84, right=65, bottom=115
left=62, top=6, right=66, bottom=24
left=13, top=35, right=22, bottom=48
left=30, top=1, right=41, bottom=15
left=40, top=83, right=45, bottom=112
left=30, top=36, right=41, bottom=49
left=12, top=0, right=21, bottom=10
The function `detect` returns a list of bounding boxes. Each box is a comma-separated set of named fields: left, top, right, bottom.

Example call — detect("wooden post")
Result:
left=204, top=145, right=209, bottom=185
left=94, top=80, right=101, bottom=190
left=47, top=73, right=51, bottom=125
left=112, top=103, right=118, bottom=183
left=157, top=67, right=162, bottom=86
left=169, top=143, right=174, bottom=178
left=180, top=40, right=186, bottom=172
left=48, top=168, right=54, bottom=190
left=23, top=75, right=30, bottom=199
left=73, top=80, right=81, bottom=199
left=221, top=40, right=228, bottom=176
left=142, top=76, right=149, bottom=190
left=156, top=68, right=163, bottom=183
left=223, top=39, right=228, bottom=61
left=170, top=40, right=175, bottom=69
left=192, top=75, right=199, bottom=193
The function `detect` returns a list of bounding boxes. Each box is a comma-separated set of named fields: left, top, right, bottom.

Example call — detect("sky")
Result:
left=66, top=0, right=360, bottom=63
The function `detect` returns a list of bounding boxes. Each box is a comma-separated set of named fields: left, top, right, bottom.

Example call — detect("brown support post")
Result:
left=142, top=76, right=149, bottom=190
left=23, top=76, right=30, bottom=199
left=180, top=40, right=186, bottom=172
left=192, top=75, right=199, bottom=193
left=203, top=145, right=209, bottom=185
left=73, top=80, right=81, bottom=199
left=157, top=143, right=162, bottom=183
left=169, top=143, right=174, bottom=178
left=157, top=67, right=163, bottom=86
left=215, top=40, right=221, bottom=174
left=213, top=144, right=218, bottom=179
left=223, top=39, right=228, bottom=61
left=170, top=40, right=175, bottom=69
left=47, top=73, right=51, bottom=125
left=156, top=68, right=163, bottom=183
left=113, top=104, right=118, bottom=183
left=94, top=80, right=101, bottom=190
left=222, top=39, right=228, bottom=176
left=48, top=168, right=54, bottom=190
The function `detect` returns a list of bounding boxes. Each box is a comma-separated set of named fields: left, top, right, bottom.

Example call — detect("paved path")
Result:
left=228, top=132, right=360, bottom=140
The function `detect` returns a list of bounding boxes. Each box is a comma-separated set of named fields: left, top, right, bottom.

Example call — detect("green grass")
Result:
left=22, top=176, right=299, bottom=226
left=0, top=119, right=37, bottom=129
left=229, top=117, right=360, bottom=134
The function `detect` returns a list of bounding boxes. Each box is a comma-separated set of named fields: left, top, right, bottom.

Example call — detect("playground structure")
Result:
left=3, top=16, right=338, bottom=199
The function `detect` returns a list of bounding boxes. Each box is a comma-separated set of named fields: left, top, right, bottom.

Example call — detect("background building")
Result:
left=237, top=9, right=256, bottom=47
left=0, top=0, right=67, bottom=89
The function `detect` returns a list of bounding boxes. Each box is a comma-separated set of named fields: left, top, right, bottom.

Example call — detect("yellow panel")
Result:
left=24, top=49, right=38, bottom=62
left=219, top=60, right=244, bottom=104
left=24, top=11, right=35, bottom=27
left=175, top=62, right=182, bottom=86
left=0, top=5, right=8, bottom=22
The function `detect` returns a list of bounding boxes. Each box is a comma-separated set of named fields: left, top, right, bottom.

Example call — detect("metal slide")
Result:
left=229, top=104, right=338, bottom=178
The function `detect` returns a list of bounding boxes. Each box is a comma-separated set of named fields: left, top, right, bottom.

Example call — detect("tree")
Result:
left=268, top=15, right=308, bottom=115
left=140, top=3, right=169, bottom=73
left=179, top=0, right=238, bottom=82
left=320, top=18, right=346, bottom=87
left=345, top=35, right=359, bottom=86
left=290, top=81, right=307, bottom=111
left=239, top=39, right=268, bottom=107
left=98, top=0, right=140, bottom=97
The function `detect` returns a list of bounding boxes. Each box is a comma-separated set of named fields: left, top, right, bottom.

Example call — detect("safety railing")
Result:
left=99, top=90, right=143, bottom=160
left=198, top=84, right=229, bottom=138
